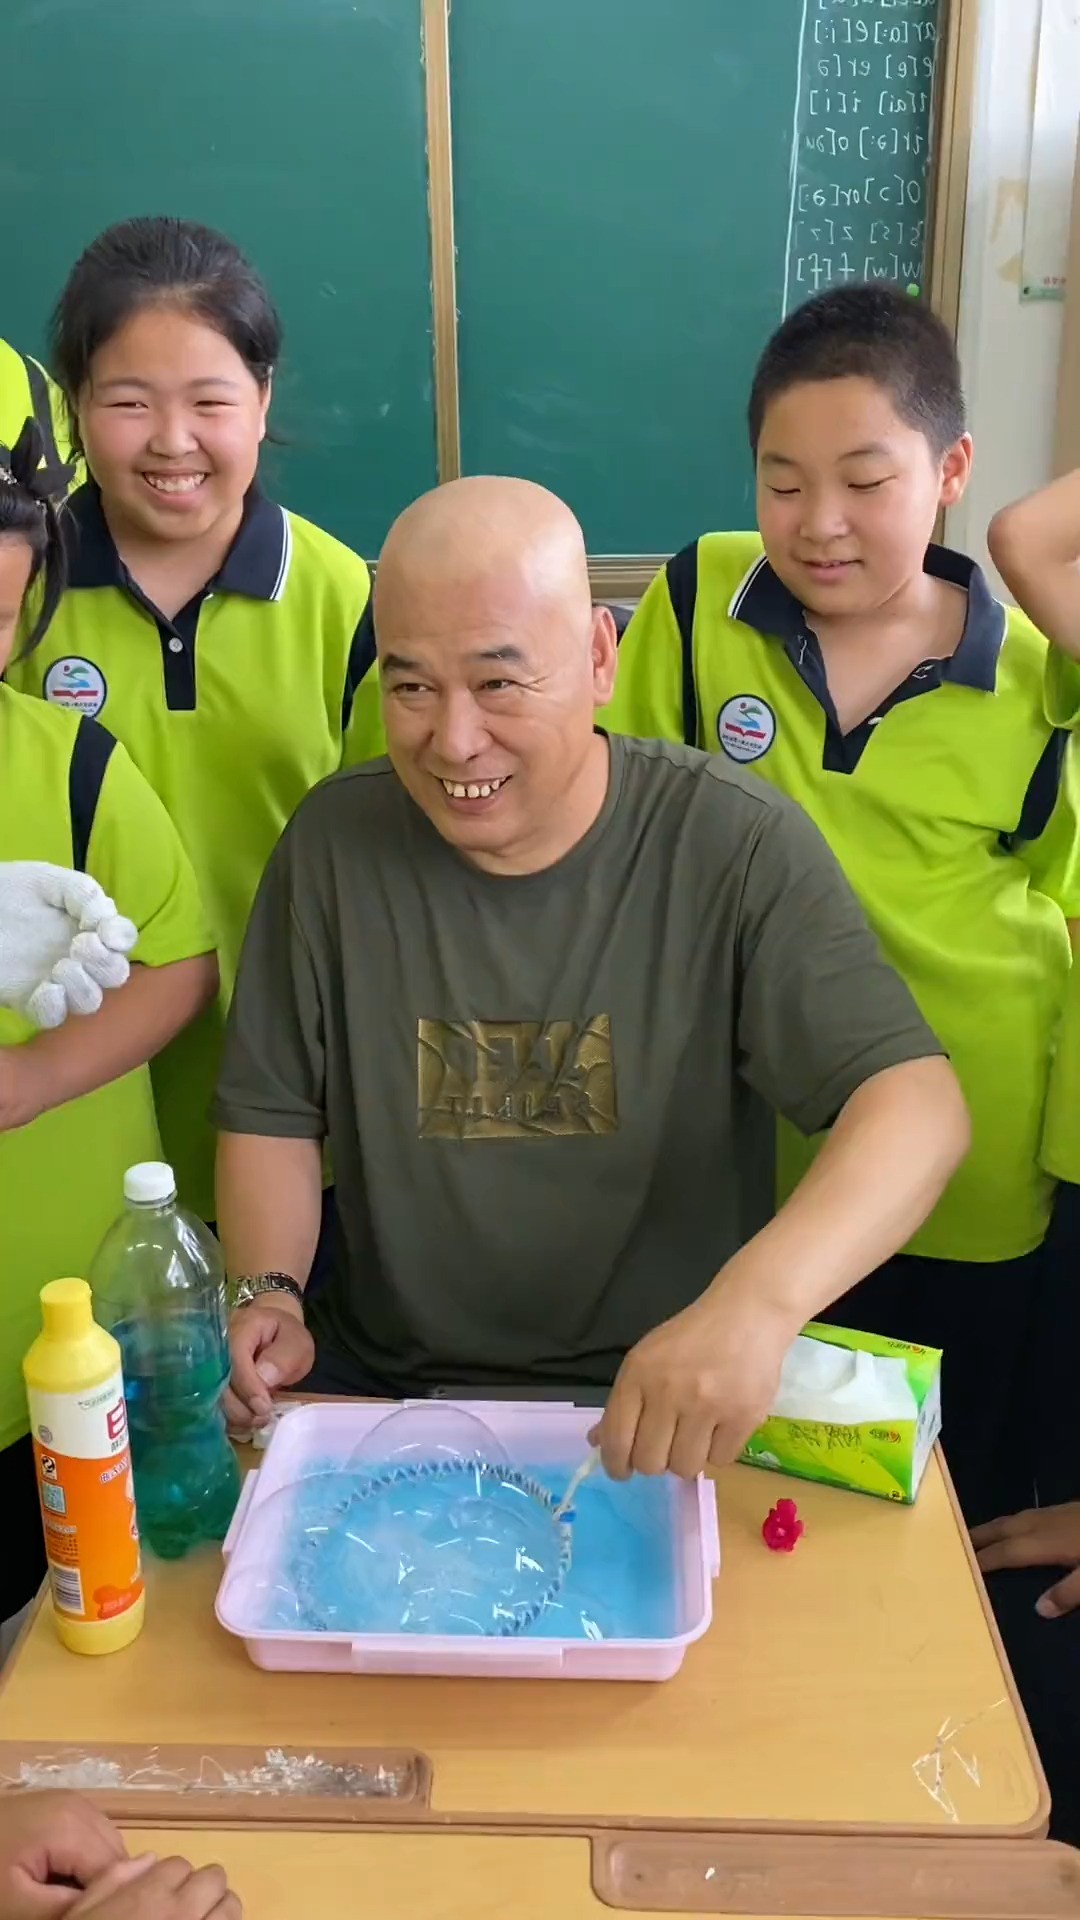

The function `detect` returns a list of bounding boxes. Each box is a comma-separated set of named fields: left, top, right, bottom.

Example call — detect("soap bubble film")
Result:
left=221, top=1435, right=682, bottom=1643
left=346, top=1405, right=510, bottom=1480
left=292, top=1461, right=569, bottom=1636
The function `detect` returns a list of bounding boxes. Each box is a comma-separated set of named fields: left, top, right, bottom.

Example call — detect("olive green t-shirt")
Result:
left=215, top=735, right=942, bottom=1394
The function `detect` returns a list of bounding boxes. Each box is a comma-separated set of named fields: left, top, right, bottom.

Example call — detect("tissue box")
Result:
left=741, top=1323, right=942, bottom=1504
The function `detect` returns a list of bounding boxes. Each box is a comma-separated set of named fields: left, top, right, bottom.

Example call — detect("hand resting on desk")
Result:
left=0, top=1790, right=239, bottom=1920
left=974, top=1503, right=1080, bottom=1619
left=68, top=1855, right=240, bottom=1920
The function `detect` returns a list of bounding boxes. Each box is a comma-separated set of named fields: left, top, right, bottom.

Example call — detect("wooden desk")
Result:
left=0, top=1456, right=1046, bottom=1838
left=119, top=1829, right=1080, bottom=1919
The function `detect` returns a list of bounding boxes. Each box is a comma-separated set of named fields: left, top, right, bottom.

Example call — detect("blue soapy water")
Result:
left=239, top=1457, right=681, bottom=1642
left=525, top=1466, right=679, bottom=1641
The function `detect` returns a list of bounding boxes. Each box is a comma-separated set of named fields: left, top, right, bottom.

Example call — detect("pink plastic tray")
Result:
left=216, top=1400, right=721, bottom=1682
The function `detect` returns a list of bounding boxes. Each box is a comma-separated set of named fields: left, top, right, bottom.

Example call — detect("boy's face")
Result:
left=755, top=375, right=972, bottom=619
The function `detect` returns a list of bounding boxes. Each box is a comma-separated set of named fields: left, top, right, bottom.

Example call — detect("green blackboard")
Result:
left=2, top=0, right=437, bottom=555
left=451, top=0, right=945, bottom=556
left=3, top=0, right=945, bottom=561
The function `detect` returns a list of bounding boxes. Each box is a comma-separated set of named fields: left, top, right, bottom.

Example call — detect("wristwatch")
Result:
left=229, top=1272, right=304, bottom=1313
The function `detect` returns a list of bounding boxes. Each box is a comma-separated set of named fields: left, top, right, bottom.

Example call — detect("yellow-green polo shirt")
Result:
left=602, top=533, right=1078, bottom=1262
left=0, top=685, right=213, bottom=1451
left=7, top=482, right=373, bottom=1217
left=0, top=338, right=76, bottom=491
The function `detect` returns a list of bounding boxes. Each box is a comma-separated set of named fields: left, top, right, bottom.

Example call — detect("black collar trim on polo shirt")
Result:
left=726, top=543, right=1007, bottom=774
left=63, top=481, right=292, bottom=602
left=61, top=482, right=292, bottom=713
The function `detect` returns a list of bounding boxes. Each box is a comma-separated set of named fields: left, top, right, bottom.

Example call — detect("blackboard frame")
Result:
left=420, top=0, right=980, bottom=597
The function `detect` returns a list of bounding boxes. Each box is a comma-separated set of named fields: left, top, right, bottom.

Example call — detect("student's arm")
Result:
left=596, top=792, right=969, bottom=1481
left=0, top=737, right=215, bottom=1130
left=989, top=472, right=1080, bottom=657
left=596, top=553, right=692, bottom=743
left=0, top=956, right=215, bottom=1131
left=213, top=821, right=328, bottom=1427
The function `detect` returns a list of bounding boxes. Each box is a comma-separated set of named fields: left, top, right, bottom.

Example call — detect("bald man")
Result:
left=216, top=478, right=969, bottom=1481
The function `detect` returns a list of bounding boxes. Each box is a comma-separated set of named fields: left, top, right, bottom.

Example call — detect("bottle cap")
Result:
left=123, top=1162, right=177, bottom=1207
left=40, top=1278, right=95, bottom=1341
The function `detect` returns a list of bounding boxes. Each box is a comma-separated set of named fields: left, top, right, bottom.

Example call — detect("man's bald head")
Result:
left=374, top=477, right=618, bottom=878
left=375, top=476, right=593, bottom=642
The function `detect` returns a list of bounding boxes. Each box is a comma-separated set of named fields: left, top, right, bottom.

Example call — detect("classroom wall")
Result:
left=946, top=0, right=1066, bottom=588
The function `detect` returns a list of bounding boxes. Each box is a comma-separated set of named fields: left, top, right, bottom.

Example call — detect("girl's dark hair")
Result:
left=748, top=285, right=967, bottom=458
left=50, top=216, right=282, bottom=455
left=0, top=418, right=67, bottom=656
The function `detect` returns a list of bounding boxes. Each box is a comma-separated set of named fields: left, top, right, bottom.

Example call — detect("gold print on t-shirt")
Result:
left=417, top=1017, right=618, bottom=1140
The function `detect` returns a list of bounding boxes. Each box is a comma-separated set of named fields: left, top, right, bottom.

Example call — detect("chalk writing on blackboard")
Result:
left=785, top=0, right=943, bottom=310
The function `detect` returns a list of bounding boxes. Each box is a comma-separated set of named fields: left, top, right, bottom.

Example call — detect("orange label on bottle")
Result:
left=28, top=1371, right=143, bottom=1627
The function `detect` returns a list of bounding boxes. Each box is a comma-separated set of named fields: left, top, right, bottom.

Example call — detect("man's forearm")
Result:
left=989, top=472, right=1080, bottom=653
left=216, top=1131, right=324, bottom=1290
left=712, top=1056, right=970, bottom=1333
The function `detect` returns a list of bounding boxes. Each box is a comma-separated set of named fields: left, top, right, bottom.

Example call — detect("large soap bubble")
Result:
left=292, top=1461, right=570, bottom=1637
left=346, top=1404, right=509, bottom=1482
left=218, top=1474, right=358, bottom=1633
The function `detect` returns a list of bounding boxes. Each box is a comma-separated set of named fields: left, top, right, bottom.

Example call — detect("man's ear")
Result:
left=940, top=432, right=973, bottom=511
left=590, top=604, right=619, bottom=706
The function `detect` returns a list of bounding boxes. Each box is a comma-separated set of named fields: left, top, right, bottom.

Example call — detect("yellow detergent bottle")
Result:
left=22, top=1279, right=145, bottom=1656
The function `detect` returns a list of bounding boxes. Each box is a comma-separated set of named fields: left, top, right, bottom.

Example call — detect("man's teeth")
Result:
left=441, top=776, right=508, bottom=800
left=144, top=474, right=206, bottom=493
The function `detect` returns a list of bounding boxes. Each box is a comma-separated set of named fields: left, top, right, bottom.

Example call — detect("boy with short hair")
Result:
left=602, top=286, right=1079, bottom=1525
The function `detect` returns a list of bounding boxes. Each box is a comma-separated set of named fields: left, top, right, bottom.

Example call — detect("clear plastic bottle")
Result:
left=89, top=1163, right=239, bottom=1560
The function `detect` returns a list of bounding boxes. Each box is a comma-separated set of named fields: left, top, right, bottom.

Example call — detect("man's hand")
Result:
left=0, top=1789, right=128, bottom=1919
left=591, top=1287, right=792, bottom=1481
left=225, top=1299, right=314, bottom=1433
left=0, top=864, right=137, bottom=1030
left=69, top=1856, right=240, bottom=1920
left=973, top=1503, right=1080, bottom=1619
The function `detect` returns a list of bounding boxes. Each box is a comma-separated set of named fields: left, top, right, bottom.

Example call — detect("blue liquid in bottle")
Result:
left=90, top=1163, right=239, bottom=1559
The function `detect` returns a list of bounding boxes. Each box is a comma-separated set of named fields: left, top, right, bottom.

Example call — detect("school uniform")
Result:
left=7, top=482, right=374, bottom=1218
left=0, top=685, right=212, bottom=1620
left=602, top=533, right=1080, bottom=1522
left=0, top=337, right=75, bottom=488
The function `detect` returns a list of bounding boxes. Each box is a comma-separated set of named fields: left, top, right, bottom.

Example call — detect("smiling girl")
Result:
left=8, top=218, right=378, bottom=1217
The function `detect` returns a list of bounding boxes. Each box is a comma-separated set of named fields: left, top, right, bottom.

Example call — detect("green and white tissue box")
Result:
left=741, top=1322, right=942, bottom=1504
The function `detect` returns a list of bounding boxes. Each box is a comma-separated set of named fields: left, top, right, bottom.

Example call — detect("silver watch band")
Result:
left=229, top=1272, right=304, bottom=1312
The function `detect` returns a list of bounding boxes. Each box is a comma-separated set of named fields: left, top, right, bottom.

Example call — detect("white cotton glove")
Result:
left=0, top=862, right=138, bottom=1029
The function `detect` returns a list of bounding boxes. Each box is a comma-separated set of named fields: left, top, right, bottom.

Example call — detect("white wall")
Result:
left=946, top=0, right=1066, bottom=588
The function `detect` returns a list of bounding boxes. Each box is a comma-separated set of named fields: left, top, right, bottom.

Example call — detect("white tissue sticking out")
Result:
left=772, top=1335, right=919, bottom=1426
